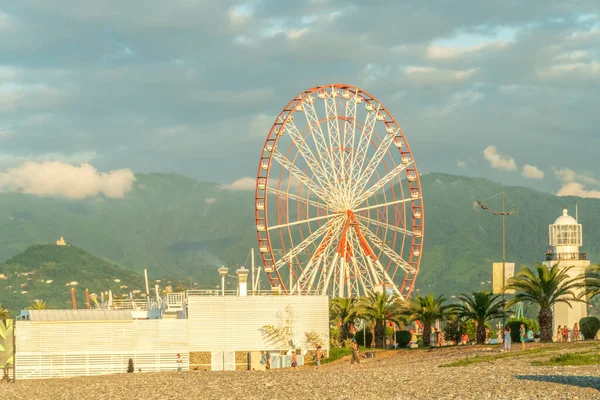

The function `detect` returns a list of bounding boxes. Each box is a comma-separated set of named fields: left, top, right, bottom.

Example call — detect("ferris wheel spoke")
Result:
left=266, top=187, right=331, bottom=212
left=283, top=117, right=337, bottom=194
left=268, top=212, right=338, bottom=231
left=271, top=150, right=330, bottom=204
left=353, top=197, right=415, bottom=213
left=353, top=160, right=414, bottom=207
left=340, top=95, right=359, bottom=199
left=275, top=215, right=344, bottom=269
left=357, top=222, right=415, bottom=274
left=352, top=130, right=395, bottom=198
left=348, top=102, right=380, bottom=193
left=357, top=215, right=413, bottom=236
left=323, top=87, right=344, bottom=182
left=302, top=97, right=338, bottom=184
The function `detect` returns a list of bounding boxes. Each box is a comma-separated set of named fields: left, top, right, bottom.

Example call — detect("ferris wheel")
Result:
left=254, top=84, right=423, bottom=299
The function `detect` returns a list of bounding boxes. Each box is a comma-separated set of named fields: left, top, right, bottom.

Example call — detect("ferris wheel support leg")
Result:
left=307, top=255, right=322, bottom=293
left=353, top=257, right=370, bottom=297
left=321, top=252, right=340, bottom=296
left=366, top=256, right=381, bottom=292
left=338, top=258, right=346, bottom=298
left=375, top=259, right=403, bottom=299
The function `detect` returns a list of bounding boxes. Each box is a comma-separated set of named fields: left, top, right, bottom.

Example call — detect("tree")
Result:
left=505, top=262, right=582, bottom=342
left=579, top=265, right=600, bottom=300
left=354, top=292, right=402, bottom=348
left=26, top=299, right=48, bottom=310
left=0, top=303, right=8, bottom=320
left=452, top=291, right=505, bottom=344
left=330, top=297, right=358, bottom=342
left=402, top=294, right=451, bottom=347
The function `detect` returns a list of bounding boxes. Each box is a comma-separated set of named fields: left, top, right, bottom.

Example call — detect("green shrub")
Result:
left=396, top=330, right=412, bottom=347
left=580, top=316, right=600, bottom=340
left=508, top=316, right=539, bottom=334
left=506, top=321, right=527, bottom=343
left=444, top=319, right=466, bottom=343
left=354, top=329, right=373, bottom=348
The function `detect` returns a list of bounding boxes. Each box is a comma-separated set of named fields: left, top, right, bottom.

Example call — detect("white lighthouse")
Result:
left=543, top=208, right=588, bottom=333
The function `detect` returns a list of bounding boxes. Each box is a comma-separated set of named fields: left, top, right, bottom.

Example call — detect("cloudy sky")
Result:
left=0, top=0, right=599, bottom=199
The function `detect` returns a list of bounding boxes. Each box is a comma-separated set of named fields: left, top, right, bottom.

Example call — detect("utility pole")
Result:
left=477, top=188, right=518, bottom=329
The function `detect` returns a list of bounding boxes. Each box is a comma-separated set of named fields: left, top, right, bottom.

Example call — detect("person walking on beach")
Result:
left=176, top=353, right=183, bottom=371
left=314, top=345, right=323, bottom=370
left=350, top=340, right=364, bottom=369
left=291, top=351, right=298, bottom=370
left=573, top=323, right=580, bottom=341
left=265, top=351, right=271, bottom=371
left=503, top=326, right=511, bottom=351
left=519, top=324, right=526, bottom=350
left=260, top=351, right=267, bottom=371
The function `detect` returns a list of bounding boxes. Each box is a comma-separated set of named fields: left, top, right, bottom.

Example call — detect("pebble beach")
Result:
left=2, top=343, right=599, bottom=399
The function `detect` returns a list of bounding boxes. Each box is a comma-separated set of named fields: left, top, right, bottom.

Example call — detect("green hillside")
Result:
left=0, top=172, right=598, bottom=300
left=0, top=244, right=147, bottom=311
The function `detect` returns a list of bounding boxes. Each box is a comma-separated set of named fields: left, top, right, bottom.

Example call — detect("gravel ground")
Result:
left=1, top=343, right=599, bottom=399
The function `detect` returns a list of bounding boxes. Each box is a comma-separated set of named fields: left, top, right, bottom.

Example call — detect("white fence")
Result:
left=15, top=319, right=189, bottom=379
left=187, top=295, right=329, bottom=352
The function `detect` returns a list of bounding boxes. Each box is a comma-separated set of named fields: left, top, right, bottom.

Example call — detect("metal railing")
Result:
left=186, top=289, right=322, bottom=296
left=109, top=299, right=160, bottom=311
left=545, top=252, right=587, bottom=261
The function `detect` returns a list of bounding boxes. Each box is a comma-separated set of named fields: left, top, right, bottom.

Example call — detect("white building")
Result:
left=543, top=209, right=589, bottom=332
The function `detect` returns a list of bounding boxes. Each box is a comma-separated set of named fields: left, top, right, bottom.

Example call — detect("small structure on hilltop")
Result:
left=56, top=237, right=67, bottom=246
left=543, top=208, right=589, bottom=333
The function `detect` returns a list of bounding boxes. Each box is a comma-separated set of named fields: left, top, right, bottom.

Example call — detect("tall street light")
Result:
left=218, top=266, right=229, bottom=296
left=477, top=189, right=518, bottom=328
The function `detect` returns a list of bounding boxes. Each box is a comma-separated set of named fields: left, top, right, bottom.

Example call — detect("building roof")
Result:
left=553, top=209, right=578, bottom=226
left=23, top=309, right=133, bottom=322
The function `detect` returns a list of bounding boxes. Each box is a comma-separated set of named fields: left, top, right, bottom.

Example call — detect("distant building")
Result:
left=543, top=209, right=588, bottom=334
left=56, top=237, right=67, bottom=246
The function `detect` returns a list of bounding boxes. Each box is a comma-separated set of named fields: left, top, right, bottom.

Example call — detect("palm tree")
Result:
left=0, top=302, right=8, bottom=319
left=355, top=292, right=401, bottom=348
left=452, top=291, right=505, bottom=344
left=330, top=297, right=358, bottom=342
left=505, top=262, right=582, bottom=341
left=579, top=264, right=600, bottom=300
left=402, top=294, right=451, bottom=347
left=26, top=299, right=48, bottom=310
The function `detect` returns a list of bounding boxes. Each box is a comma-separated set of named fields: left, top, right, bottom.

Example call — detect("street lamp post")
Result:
left=218, top=266, right=229, bottom=296
left=477, top=189, right=518, bottom=329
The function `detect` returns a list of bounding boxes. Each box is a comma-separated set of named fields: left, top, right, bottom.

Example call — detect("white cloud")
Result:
left=0, top=162, right=135, bottom=199
left=426, top=40, right=509, bottom=60
left=219, top=176, right=255, bottom=191
left=522, top=164, right=544, bottom=179
left=553, top=167, right=600, bottom=198
left=205, top=197, right=217, bottom=204
left=456, top=160, right=467, bottom=168
left=554, top=50, right=590, bottom=62
left=286, top=28, right=309, bottom=40
left=0, top=151, right=98, bottom=167
left=483, top=146, right=517, bottom=171
left=248, top=113, right=275, bottom=139
left=552, top=167, right=598, bottom=185
left=556, top=182, right=600, bottom=198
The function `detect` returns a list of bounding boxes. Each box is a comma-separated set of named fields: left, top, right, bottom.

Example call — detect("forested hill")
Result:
left=0, top=172, right=598, bottom=300
left=0, top=244, right=147, bottom=311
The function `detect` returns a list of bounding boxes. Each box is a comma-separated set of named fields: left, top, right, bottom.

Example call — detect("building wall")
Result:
left=15, top=319, right=189, bottom=379
left=187, top=295, right=329, bottom=352
left=544, top=260, right=589, bottom=335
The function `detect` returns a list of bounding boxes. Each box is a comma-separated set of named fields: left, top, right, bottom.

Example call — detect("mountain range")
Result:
left=0, top=172, right=598, bottom=306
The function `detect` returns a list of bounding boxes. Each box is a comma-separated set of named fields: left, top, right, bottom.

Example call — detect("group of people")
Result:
left=556, top=323, right=580, bottom=342
left=259, top=345, right=324, bottom=371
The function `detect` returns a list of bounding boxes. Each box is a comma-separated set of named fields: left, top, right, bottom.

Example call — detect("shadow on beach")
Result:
left=516, top=375, right=600, bottom=391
